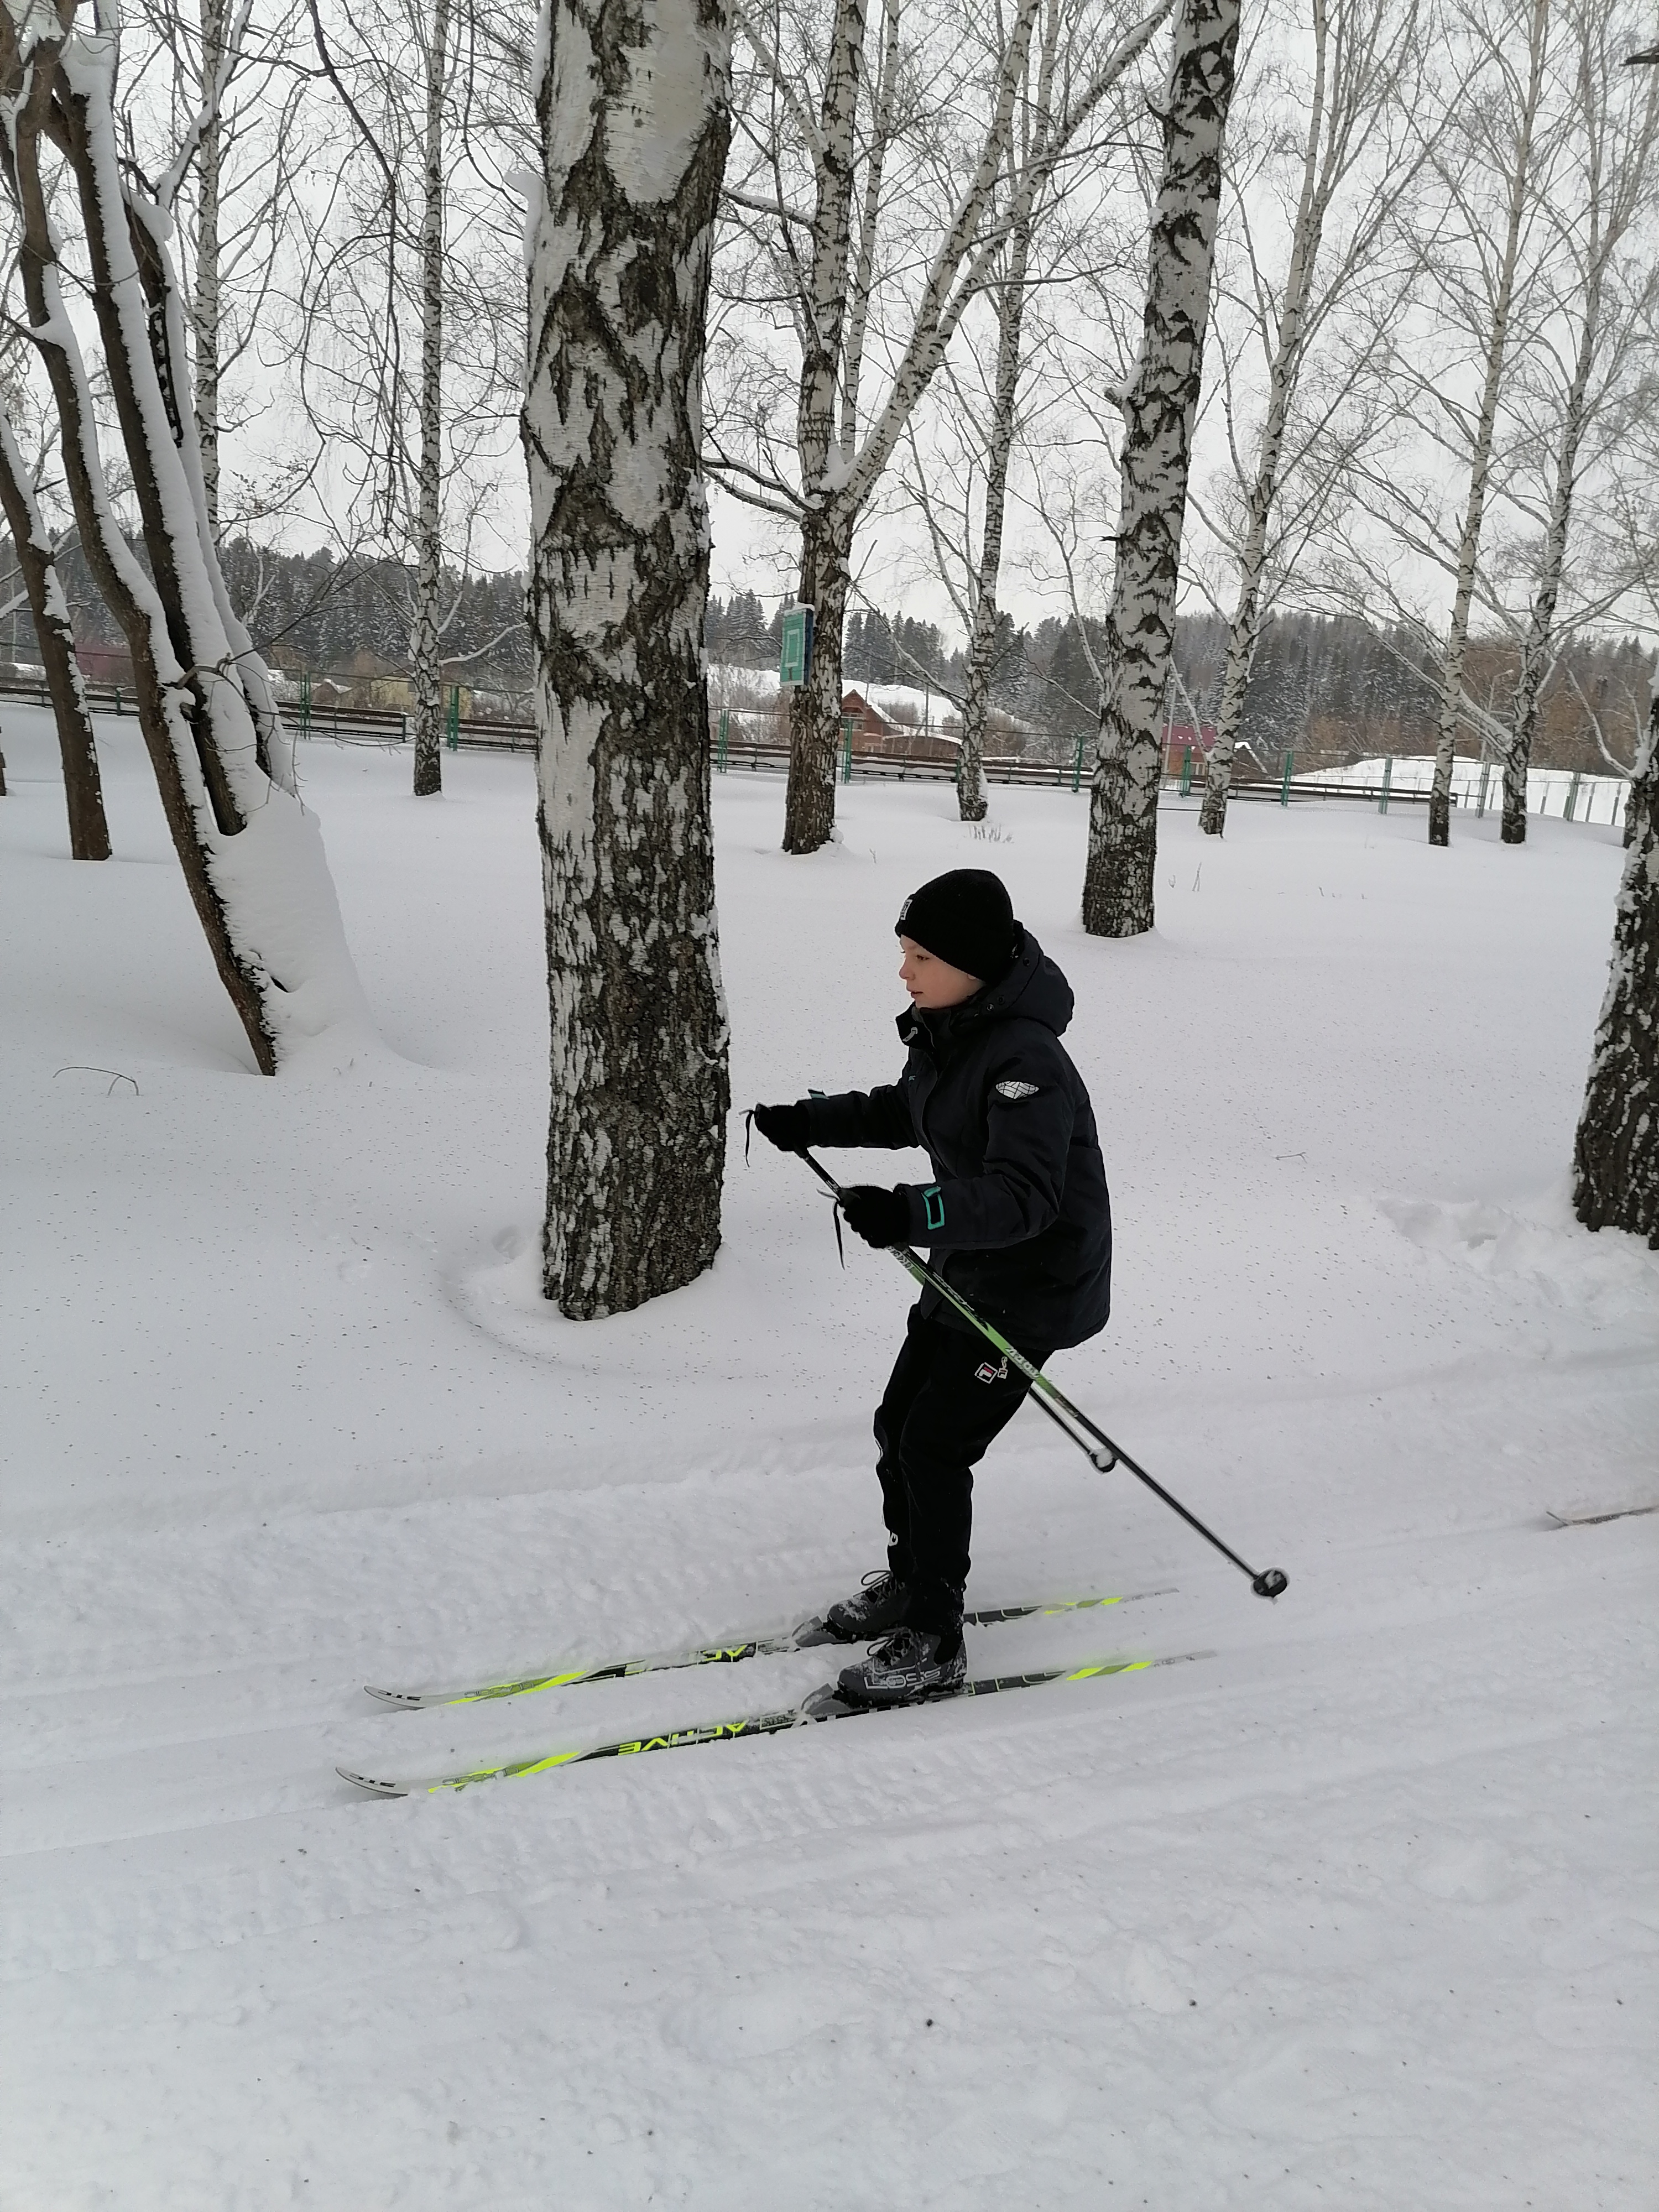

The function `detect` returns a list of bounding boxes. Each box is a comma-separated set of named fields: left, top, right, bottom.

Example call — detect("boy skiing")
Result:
left=753, top=868, right=1112, bottom=1710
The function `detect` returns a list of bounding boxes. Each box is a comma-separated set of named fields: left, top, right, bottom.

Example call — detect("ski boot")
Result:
left=823, top=1568, right=912, bottom=1643
left=835, top=1624, right=967, bottom=1707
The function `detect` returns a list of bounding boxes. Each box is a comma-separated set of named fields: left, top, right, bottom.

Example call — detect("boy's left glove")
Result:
left=751, top=1100, right=811, bottom=1152
left=838, top=1185, right=910, bottom=1249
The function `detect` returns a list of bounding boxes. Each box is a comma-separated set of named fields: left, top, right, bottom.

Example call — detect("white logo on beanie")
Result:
left=995, top=1080, right=1039, bottom=1100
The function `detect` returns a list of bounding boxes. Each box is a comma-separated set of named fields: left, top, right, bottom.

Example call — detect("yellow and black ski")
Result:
left=338, top=1648, right=1211, bottom=1798
left=360, top=1588, right=1176, bottom=1711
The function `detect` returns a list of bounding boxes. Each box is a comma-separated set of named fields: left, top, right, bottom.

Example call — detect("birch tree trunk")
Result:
left=411, top=0, right=450, bottom=800
left=193, top=0, right=224, bottom=534
left=1500, top=300, right=1593, bottom=843
left=956, top=0, right=1065, bottom=826
left=0, top=6, right=366, bottom=1072
left=1083, top=0, right=1239, bottom=937
left=763, top=0, right=1063, bottom=852
left=1199, top=0, right=1331, bottom=838
left=1571, top=33, right=1658, bottom=1237
left=1572, top=680, right=1658, bottom=1243
left=524, top=0, right=732, bottom=1316
left=0, top=409, right=108, bottom=859
left=1500, top=16, right=1656, bottom=844
left=780, top=0, right=866, bottom=856
left=783, top=507, right=853, bottom=853
left=956, top=237, right=1031, bottom=826
left=1426, top=0, right=1548, bottom=850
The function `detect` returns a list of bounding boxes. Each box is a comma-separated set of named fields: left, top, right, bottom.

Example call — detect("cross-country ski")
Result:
left=1546, top=1499, right=1659, bottom=1528
left=362, top=1589, right=1177, bottom=1708
left=340, top=1652, right=1213, bottom=1797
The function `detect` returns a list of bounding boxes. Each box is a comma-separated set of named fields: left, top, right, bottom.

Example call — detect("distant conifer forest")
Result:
left=4, top=536, right=1643, bottom=774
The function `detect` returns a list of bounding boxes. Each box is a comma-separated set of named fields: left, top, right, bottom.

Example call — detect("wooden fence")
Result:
left=0, top=677, right=537, bottom=753
left=9, top=681, right=1624, bottom=825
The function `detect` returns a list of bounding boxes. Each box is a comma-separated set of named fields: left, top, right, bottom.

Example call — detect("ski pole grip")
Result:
left=1251, top=1569, right=1288, bottom=1599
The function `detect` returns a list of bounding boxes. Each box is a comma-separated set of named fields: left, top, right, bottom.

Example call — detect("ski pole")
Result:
left=797, top=1147, right=1288, bottom=1601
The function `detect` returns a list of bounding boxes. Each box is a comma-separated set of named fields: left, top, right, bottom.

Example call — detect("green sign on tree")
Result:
left=780, top=604, right=815, bottom=687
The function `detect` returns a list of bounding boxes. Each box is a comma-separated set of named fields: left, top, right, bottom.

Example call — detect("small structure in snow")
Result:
left=842, top=687, right=958, bottom=764
left=1164, top=719, right=1217, bottom=775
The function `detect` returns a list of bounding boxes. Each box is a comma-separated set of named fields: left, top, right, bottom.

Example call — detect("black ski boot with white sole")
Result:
left=835, top=1624, right=967, bottom=1707
left=824, top=1569, right=912, bottom=1644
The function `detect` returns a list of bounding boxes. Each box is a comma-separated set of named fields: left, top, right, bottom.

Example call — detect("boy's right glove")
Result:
left=837, top=1185, right=910, bottom=1248
left=752, top=1100, right=811, bottom=1152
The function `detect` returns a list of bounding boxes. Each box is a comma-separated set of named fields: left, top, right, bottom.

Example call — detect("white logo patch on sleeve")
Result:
left=994, top=1079, right=1039, bottom=1100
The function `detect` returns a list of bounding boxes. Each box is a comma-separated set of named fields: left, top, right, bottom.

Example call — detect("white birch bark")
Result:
left=1083, top=0, right=1240, bottom=938
left=149, top=28, right=298, bottom=798
left=889, top=0, right=1173, bottom=822
left=955, top=0, right=1064, bottom=825
left=1197, top=0, right=1431, bottom=836
left=1500, top=293, right=1593, bottom=843
left=954, top=253, right=1029, bottom=826
left=411, top=0, right=450, bottom=800
left=524, top=0, right=733, bottom=1316
left=1572, top=674, right=1658, bottom=1243
left=0, top=404, right=108, bottom=858
left=1426, top=0, right=1550, bottom=849
left=778, top=0, right=868, bottom=855
left=192, top=0, right=225, bottom=534
left=0, top=3, right=366, bottom=1072
left=1199, top=0, right=1331, bottom=837
left=1501, top=17, right=1657, bottom=843
left=733, top=0, right=1146, bottom=853
left=838, top=0, right=900, bottom=461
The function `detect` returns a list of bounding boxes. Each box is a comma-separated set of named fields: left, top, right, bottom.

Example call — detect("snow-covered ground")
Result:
left=1331, top=753, right=1630, bottom=828
left=3, top=703, right=1656, bottom=2210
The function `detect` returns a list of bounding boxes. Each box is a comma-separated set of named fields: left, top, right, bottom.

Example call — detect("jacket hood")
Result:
left=896, top=926, right=1073, bottom=1048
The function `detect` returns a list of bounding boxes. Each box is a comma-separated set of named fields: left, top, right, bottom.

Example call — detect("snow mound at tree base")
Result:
left=1380, top=1184, right=1659, bottom=1322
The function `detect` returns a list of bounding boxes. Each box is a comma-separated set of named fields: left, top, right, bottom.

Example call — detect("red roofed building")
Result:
left=1164, top=718, right=1217, bottom=775
left=841, top=688, right=957, bottom=764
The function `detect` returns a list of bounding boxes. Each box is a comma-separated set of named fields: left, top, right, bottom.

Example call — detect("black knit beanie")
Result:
left=896, top=869, right=1018, bottom=984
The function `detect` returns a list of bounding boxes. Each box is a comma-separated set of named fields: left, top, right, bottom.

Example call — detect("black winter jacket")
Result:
left=805, top=929, right=1112, bottom=1349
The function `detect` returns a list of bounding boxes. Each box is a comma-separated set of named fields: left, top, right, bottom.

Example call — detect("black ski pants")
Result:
left=874, top=1306, right=1052, bottom=1634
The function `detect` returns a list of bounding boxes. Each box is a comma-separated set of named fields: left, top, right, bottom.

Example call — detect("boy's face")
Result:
left=898, top=934, right=983, bottom=1010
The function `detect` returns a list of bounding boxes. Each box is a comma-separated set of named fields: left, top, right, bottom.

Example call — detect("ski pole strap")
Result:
left=798, top=1148, right=1288, bottom=1602
left=746, top=1111, right=845, bottom=1267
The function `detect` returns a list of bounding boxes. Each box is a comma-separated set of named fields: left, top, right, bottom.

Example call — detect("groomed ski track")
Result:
left=340, top=1651, right=1213, bottom=1796
left=4, top=733, right=1655, bottom=2208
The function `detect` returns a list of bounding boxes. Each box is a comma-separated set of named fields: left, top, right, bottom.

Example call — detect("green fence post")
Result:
left=1565, top=770, right=1580, bottom=822
left=1071, top=731, right=1084, bottom=792
left=300, top=671, right=311, bottom=740
left=1280, top=749, right=1293, bottom=806
left=1180, top=744, right=1193, bottom=796
left=446, top=686, right=461, bottom=750
left=114, top=686, right=122, bottom=716
left=1476, top=762, right=1490, bottom=817
left=716, top=707, right=729, bottom=773
left=1379, top=755, right=1392, bottom=815
left=842, top=716, right=854, bottom=783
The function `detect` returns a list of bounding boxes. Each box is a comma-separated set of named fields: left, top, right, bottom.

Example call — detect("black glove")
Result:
left=838, top=1185, right=911, bottom=1249
left=752, top=1100, right=811, bottom=1152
